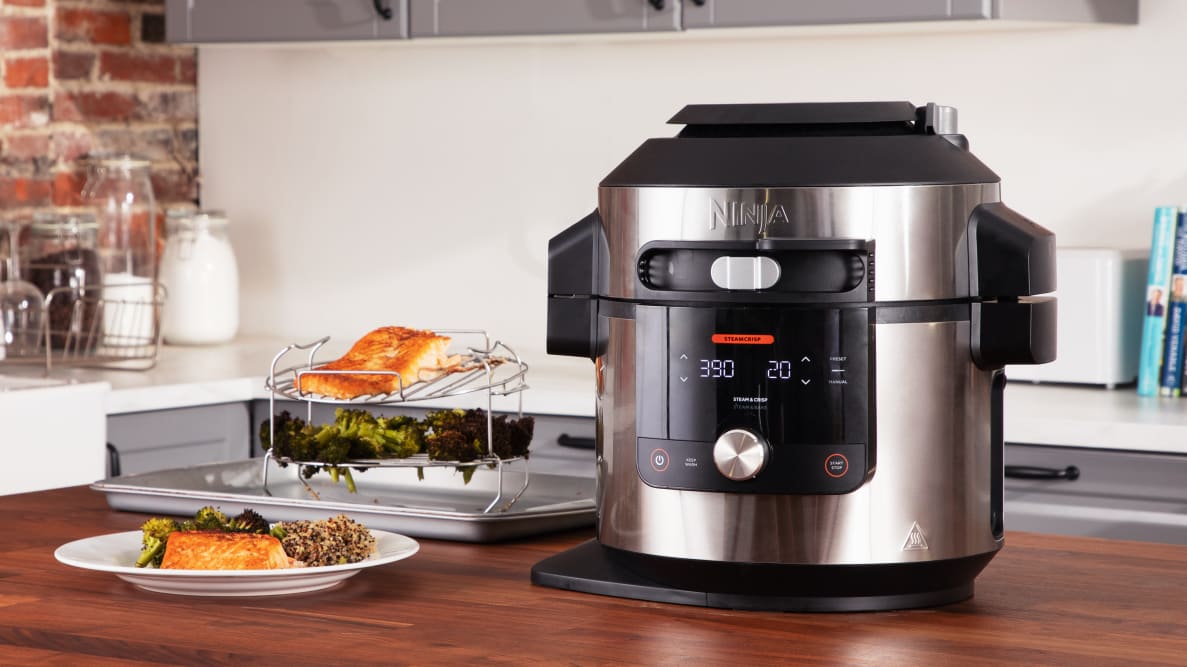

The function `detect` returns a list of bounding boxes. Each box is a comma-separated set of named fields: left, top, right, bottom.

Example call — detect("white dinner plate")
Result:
left=54, top=529, right=419, bottom=596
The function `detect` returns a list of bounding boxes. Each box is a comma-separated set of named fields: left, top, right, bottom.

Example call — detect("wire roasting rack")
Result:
left=0, top=283, right=164, bottom=372
left=262, top=329, right=532, bottom=513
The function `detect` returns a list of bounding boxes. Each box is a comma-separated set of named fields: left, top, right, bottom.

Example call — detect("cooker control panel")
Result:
left=634, top=305, right=873, bottom=494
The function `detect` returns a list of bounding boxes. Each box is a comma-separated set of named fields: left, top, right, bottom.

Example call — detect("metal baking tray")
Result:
left=92, top=458, right=595, bottom=543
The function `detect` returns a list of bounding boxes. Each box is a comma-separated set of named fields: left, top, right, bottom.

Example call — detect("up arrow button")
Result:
left=800, top=356, right=810, bottom=363
left=679, top=354, right=688, bottom=360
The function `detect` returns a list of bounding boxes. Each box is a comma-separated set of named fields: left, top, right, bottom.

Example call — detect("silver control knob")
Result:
left=712, top=428, right=768, bottom=481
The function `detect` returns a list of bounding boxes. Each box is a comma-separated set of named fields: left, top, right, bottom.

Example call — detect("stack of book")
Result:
left=1138, top=206, right=1187, bottom=397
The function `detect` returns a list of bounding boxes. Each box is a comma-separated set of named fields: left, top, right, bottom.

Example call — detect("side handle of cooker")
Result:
left=968, top=202, right=1058, bottom=369
left=546, top=210, right=609, bottom=360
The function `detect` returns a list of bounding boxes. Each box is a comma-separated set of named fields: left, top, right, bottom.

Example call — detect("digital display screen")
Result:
left=699, top=358, right=812, bottom=380
left=666, top=308, right=869, bottom=446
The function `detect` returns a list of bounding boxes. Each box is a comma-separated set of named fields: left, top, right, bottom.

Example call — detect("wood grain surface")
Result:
left=1, top=485, right=1185, bottom=666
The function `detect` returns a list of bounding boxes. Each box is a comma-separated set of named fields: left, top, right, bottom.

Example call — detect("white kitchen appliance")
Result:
left=1007, top=247, right=1146, bottom=388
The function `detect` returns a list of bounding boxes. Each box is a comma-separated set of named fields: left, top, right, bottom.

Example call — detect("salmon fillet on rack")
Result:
left=295, top=326, right=459, bottom=399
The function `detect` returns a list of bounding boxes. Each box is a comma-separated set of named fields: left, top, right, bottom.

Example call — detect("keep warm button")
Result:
left=824, top=453, right=849, bottom=478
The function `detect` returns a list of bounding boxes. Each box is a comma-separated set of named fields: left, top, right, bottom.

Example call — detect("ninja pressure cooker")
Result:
left=533, top=102, right=1056, bottom=612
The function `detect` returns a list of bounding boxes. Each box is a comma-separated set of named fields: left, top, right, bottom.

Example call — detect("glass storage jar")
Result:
left=81, top=155, right=158, bottom=347
left=23, top=212, right=101, bottom=350
left=0, top=221, right=44, bottom=360
left=159, top=209, right=239, bottom=345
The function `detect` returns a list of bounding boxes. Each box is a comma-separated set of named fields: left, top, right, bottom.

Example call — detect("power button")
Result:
left=650, top=448, right=670, bottom=472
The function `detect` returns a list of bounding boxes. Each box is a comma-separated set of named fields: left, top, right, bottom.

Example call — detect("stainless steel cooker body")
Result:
left=595, top=183, right=1002, bottom=565
left=538, top=102, right=1056, bottom=610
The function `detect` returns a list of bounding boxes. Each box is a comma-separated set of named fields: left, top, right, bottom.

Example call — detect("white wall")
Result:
left=198, top=1, right=1187, bottom=365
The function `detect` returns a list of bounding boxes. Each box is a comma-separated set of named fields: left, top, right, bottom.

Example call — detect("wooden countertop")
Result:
left=4, top=486, right=1186, bottom=666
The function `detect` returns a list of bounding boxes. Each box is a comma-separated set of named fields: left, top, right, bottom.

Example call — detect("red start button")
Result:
left=824, top=453, right=849, bottom=478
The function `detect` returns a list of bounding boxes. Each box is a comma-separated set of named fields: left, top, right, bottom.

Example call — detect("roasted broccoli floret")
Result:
left=423, top=410, right=475, bottom=462
left=477, top=412, right=534, bottom=459
left=179, top=505, right=229, bottom=532
left=261, top=410, right=317, bottom=461
left=136, top=535, right=167, bottom=568
left=141, top=516, right=180, bottom=541
left=135, top=516, right=180, bottom=568
left=496, top=413, right=534, bottom=460
left=425, top=428, right=483, bottom=463
left=424, top=408, right=466, bottom=433
left=335, top=408, right=425, bottom=460
left=374, top=415, right=425, bottom=458
left=311, top=422, right=352, bottom=464
left=225, top=508, right=270, bottom=534
left=423, top=409, right=534, bottom=460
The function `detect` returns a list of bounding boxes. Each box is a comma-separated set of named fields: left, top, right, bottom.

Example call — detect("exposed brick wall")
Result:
left=0, top=0, right=197, bottom=236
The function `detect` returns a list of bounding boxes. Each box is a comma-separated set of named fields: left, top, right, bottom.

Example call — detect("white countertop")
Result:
left=6, top=337, right=1187, bottom=455
left=1002, top=382, right=1187, bottom=455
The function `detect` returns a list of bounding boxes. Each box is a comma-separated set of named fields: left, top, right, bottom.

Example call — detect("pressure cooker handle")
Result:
left=546, top=210, right=609, bottom=360
left=968, top=202, right=1058, bottom=369
left=969, top=202, right=1056, bottom=298
left=971, top=296, right=1057, bottom=369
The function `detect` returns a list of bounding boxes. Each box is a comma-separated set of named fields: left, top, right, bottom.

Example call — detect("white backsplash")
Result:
left=198, top=0, right=1187, bottom=363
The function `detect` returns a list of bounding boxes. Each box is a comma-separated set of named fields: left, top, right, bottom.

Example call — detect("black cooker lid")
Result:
left=600, top=102, right=1000, bottom=188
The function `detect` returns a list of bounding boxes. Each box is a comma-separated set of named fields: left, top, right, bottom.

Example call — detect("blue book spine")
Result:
left=1138, top=206, right=1178, bottom=396
left=1160, top=211, right=1187, bottom=396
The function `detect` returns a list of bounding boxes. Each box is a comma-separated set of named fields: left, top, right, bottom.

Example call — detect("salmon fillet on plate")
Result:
left=160, top=532, right=294, bottom=570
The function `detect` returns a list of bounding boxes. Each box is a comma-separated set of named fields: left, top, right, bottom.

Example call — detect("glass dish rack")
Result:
left=0, top=283, right=164, bottom=372
left=262, top=329, right=531, bottom=513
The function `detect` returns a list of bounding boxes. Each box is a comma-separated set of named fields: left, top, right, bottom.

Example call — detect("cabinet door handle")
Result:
left=647, top=0, right=664, bottom=10
left=690, top=0, right=706, bottom=5
left=373, top=0, right=394, bottom=20
left=1004, top=465, right=1080, bottom=481
left=558, top=434, right=596, bottom=450
left=106, top=442, right=122, bottom=477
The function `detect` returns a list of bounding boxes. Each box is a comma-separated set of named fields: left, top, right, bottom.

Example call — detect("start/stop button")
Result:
left=825, top=453, right=849, bottom=478
left=710, top=256, right=781, bottom=290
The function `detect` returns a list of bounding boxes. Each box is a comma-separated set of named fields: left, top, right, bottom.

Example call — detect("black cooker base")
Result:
left=531, top=539, right=998, bottom=612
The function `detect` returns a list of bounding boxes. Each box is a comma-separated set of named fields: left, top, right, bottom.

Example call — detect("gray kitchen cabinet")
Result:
left=408, top=0, right=678, bottom=37
left=166, top=0, right=1136, bottom=43
left=1004, top=443, right=1187, bottom=546
left=683, top=0, right=1138, bottom=29
left=106, top=402, right=251, bottom=477
left=165, top=0, right=408, bottom=44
